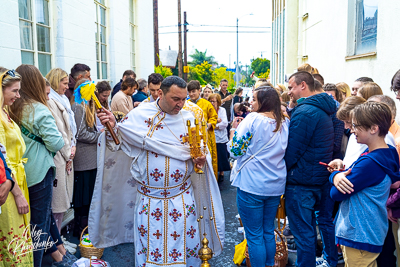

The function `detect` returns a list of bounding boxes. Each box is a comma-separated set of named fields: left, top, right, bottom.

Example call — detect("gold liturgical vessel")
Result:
left=197, top=206, right=214, bottom=267
left=184, top=119, right=208, bottom=173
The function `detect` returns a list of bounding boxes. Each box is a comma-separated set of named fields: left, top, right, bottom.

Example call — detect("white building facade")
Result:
left=271, top=0, right=400, bottom=98
left=0, top=0, right=154, bottom=86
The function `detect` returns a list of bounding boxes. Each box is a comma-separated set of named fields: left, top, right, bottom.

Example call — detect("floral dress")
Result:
left=0, top=120, right=33, bottom=266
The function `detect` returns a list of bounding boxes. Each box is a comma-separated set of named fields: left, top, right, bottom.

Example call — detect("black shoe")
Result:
left=218, top=174, right=224, bottom=183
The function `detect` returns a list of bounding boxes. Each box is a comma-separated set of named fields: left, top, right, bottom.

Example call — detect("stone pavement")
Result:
left=44, top=171, right=302, bottom=266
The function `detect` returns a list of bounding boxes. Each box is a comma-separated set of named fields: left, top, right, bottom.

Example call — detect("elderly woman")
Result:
left=209, top=93, right=230, bottom=182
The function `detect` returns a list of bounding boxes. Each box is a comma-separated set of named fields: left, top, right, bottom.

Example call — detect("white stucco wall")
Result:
left=0, top=0, right=22, bottom=69
left=0, top=0, right=154, bottom=86
left=288, top=0, right=400, bottom=97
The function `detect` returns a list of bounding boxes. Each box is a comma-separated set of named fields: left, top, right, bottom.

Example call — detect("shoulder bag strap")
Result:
left=20, top=124, right=56, bottom=157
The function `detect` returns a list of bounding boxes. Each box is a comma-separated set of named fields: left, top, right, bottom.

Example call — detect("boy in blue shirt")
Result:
left=329, top=101, right=400, bottom=267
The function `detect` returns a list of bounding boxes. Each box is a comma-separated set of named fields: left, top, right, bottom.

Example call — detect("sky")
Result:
left=158, top=0, right=272, bottom=69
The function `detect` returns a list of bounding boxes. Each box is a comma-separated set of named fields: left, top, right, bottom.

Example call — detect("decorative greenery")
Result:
left=154, top=56, right=173, bottom=78
left=189, top=49, right=217, bottom=66
left=251, top=58, right=270, bottom=77
left=188, top=61, right=214, bottom=85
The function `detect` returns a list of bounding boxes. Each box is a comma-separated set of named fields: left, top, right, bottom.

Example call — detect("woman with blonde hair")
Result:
left=297, top=63, right=313, bottom=73
left=9, top=65, right=72, bottom=266
left=0, top=67, right=33, bottom=265
left=275, top=84, right=286, bottom=94
left=336, top=82, right=351, bottom=100
left=45, top=69, right=76, bottom=235
left=71, top=79, right=102, bottom=237
left=357, top=82, right=383, bottom=101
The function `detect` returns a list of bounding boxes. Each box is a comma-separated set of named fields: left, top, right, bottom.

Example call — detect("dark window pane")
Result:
left=97, top=62, right=101, bottom=79
left=100, top=26, right=106, bottom=43
left=21, top=51, right=34, bottom=64
left=355, top=0, right=378, bottom=54
left=19, top=20, right=33, bottom=50
left=101, top=44, right=107, bottom=61
left=38, top=53, right=51, bottom=75
left=96, top=42, right=99, bottom=61
left=18, top=0, right=31, bottom=20
left=36, top=25, right=50, bottom=52
left=102, top=63, right=107, bottom=79
left=100, top=7, right=106, bottom=25
left=35, top=0, right=49, bottom=25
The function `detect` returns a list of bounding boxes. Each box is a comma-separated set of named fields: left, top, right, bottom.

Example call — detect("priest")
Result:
left=89, top=76, right=224, bottom=267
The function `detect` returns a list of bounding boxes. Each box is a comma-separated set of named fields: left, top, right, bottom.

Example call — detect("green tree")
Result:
left=251, top=58, right=270, bottom=76
left=188, top=61, right=214, bottom=85
left=212, top=67, right=235, bottom=91
left=189, top=49, right=217, bottom=66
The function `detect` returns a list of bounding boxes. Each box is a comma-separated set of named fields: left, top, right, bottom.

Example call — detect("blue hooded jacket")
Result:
left=330, top=145, right=400, bottom=253
left=285, top=93, right=336, bottom=186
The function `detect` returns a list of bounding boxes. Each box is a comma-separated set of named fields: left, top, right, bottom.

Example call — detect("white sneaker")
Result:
left=65, top=241, right=77, bottom=248
left=61, top=236, right=77, bottom=248
left=64, top=243, right=77, bottom=254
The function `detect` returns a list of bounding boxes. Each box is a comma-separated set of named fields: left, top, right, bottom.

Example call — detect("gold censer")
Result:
left=183, top=119, right=208, bottom=173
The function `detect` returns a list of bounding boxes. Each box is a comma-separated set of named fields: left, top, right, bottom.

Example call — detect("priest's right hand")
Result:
left=97, top=108, right=116, bottom=128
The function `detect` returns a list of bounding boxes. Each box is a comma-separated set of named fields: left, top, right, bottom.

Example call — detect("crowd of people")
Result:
left=0, top=60, right=400, bottom=267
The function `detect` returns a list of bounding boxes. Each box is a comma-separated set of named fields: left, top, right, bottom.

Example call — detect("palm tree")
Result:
left=189, top=49, right=217, bottom=66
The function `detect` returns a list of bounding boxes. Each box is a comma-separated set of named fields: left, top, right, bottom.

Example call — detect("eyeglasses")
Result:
left=351, top=123, right=362, bottom=130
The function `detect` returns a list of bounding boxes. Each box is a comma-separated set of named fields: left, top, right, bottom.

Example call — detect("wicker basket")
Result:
left=245, top=229, right=288, bottom=267
left=79, top=226, right=104, bottom=259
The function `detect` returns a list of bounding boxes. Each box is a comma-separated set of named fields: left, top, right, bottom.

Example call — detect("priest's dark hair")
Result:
left=160, top=76, right=187, bottom=94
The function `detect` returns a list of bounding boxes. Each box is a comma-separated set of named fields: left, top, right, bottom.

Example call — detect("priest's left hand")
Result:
left=193, top=156, right=206, bottom=169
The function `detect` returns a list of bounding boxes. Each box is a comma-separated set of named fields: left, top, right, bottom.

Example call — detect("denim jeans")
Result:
left=315, top=182, right=338, bottom=267
left=237, top=188, right=281, bottom=266
left=29, top=168, right=62, bottom=267
left=286, top=184, right=322, bottom=267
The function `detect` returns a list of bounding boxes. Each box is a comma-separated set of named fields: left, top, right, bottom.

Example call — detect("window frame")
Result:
left=346, top=0, right=378, bottom=59
left=18, top=0, right=54, bottom=75
left=95, top=0, right=109, bottom=80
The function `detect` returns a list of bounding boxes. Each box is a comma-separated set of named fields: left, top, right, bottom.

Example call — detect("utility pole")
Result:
left=177, top=0, right=183, bottom=78
left=183, top=11, right=188, bottom=81
left=153, top=0, right=159, bottom=66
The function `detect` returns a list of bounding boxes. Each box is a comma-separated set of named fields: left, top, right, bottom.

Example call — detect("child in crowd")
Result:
left=329, top=102, right=400, bottom=267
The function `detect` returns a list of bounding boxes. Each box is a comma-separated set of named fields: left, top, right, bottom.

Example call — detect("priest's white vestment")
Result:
left=89, top=100, right=224, bottom=267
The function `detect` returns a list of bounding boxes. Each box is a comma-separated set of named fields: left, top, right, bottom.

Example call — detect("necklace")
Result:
left=159, top=112, right=187, bottom=143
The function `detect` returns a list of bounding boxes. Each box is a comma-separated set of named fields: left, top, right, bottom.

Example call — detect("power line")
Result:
left=159, top=30, right=270, bottom=34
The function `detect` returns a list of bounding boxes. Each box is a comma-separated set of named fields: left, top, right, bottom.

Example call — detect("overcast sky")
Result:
left=158, top=0, right=272, bottom=69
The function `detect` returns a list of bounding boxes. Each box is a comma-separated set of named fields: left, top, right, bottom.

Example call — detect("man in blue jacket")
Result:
left=284, top=71, right=336, bottom=267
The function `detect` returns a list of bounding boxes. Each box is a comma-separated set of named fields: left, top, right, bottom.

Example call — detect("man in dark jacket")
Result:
left=284, top=71, right=336, bottom=267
